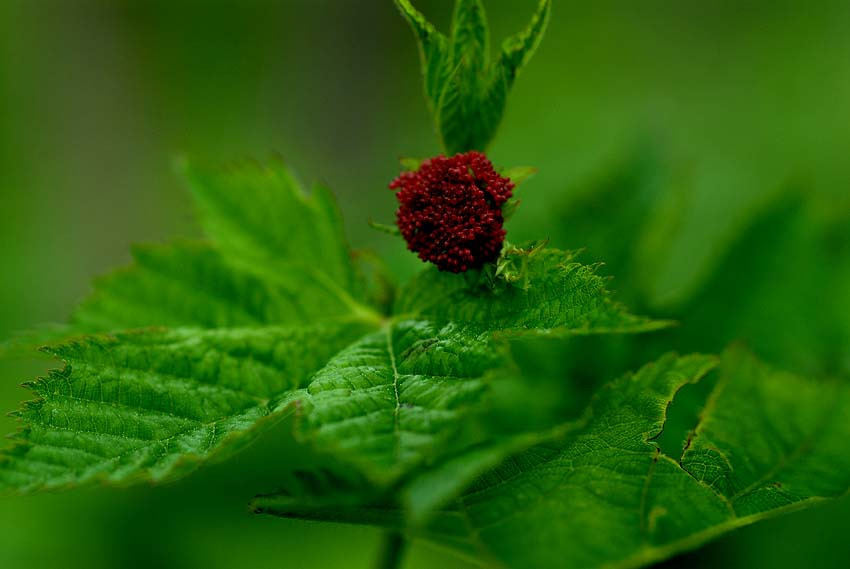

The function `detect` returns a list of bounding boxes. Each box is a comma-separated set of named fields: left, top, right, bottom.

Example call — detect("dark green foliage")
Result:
left=2, top=2, right=850, bottom=568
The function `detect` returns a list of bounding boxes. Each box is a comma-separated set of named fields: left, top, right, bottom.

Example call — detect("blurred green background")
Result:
left=2, top=0, right=849, bottom=567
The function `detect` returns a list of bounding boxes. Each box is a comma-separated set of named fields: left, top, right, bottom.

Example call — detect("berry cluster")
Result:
left=390, top=151, right=514, bottom=273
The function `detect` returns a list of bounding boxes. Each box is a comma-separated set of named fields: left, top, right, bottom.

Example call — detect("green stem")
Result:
left=377, top=532, right=407, bottom=569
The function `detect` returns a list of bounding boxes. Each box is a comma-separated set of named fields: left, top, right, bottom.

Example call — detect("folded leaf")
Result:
left=0, top=322, right=371, bottom=492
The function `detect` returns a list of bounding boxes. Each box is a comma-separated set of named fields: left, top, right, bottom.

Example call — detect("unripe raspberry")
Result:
left=390, top=151, right=514, bottom=273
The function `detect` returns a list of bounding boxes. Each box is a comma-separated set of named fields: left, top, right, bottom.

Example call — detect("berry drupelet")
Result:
left=390, top=151, right=514, bottom=273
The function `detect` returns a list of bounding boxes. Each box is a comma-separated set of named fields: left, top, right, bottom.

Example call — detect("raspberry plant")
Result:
left=2, top=2, right=850, bottom=568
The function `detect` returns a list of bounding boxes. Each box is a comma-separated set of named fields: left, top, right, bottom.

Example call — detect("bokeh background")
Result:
left=2, top=0, right=849, bottom=567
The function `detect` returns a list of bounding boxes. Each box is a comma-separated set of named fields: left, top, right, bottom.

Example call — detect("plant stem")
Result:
left=377, top=531, right=407, bottom=569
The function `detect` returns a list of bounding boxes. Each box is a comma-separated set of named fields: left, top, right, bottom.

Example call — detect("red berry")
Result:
left=390, top=151, right=514, bottom=273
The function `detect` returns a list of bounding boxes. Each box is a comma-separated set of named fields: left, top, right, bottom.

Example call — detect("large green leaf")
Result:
left=0, top=159, right=387, bottom=492
left=395, top=248, right=669, bottom=335
left=1, top=244, right=660, bottom=493
left=254, top=353, right=716, bottom=526
left=291, top=320, right=500, bottom=485
left=0, top=322, right=371, bottom=492
left=274, top=251, right=669, bottom=484
left=256, top=350, right=850, bottom=569
left=680, top=349, right=850, bottom=516
left=443, top=349, right=850, bottom=569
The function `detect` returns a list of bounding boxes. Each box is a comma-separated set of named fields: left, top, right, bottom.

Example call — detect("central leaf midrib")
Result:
left=386, top=325, right=403, bottom=462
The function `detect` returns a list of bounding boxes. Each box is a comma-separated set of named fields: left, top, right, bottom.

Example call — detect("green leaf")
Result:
left=486, top=347, right=850, bottom=569
left=0, top=322, right=371, bottom=492
left=434, top=0, right=492, bottom=153
left=252, top=331, right=651, bottom=524
left=395, top=248, right=670, bottom=335
left=72, top=242, right=324, bottom=331
left=254, top=353, right=717, bottom=528
left=3, top=240, right=322, bottom=355
left=251, top=356, right=569, bottom=525
left=450, top=0, right=489, bottom=68
left=397, top=0, right=551, bottom=154
left=395, top=0, right=450, bottom=109
left=6, top=241, right=657, bottom=492
left=253, top=251, right=668, bottom=487
left=180, top=159, right=379, bottom=324
left=290, top=319, right=501, bottom=485
left=439, top=0, right=552, bottom=154
left=496, top=0, right=552, bottom=89
left=680, top=348, right=850, bottom=516
left=436, top=61, right=504, bottom=155
left=257, top=350, right=850, bottom=569
left=399, top=428, right=555, bottom=524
